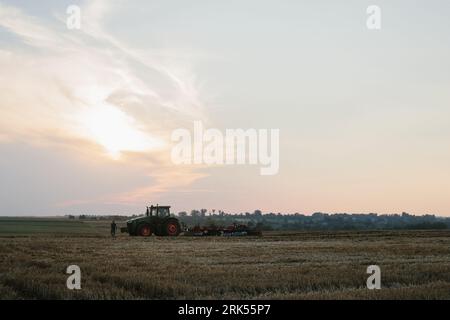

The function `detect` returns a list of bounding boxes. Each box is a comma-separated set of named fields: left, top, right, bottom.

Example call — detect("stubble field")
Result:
left=1, top=218, right=450, bottom=299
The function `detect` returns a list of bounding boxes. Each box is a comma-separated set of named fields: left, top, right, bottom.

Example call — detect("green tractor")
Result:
left=121, top=205, right=181, bottom=236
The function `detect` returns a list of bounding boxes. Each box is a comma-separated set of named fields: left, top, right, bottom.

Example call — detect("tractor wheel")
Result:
left=137, top=224, right=152, bottom=237
left=165, top=219, right=181, bottom=236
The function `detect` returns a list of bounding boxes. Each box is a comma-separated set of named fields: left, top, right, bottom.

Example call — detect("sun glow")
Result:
left=79, top=103, right=163, bottom=158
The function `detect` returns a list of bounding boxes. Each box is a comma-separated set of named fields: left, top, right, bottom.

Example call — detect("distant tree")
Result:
left=191, top=210, right=200, bottom=217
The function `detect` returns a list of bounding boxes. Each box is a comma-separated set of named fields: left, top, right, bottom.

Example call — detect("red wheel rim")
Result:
left=141, top=226, right=151, bottom=236
left=167, top=223, right=178, bottom=236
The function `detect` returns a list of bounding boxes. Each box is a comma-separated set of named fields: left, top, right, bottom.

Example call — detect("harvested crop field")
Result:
left=1, top=218, right=449, bottom=299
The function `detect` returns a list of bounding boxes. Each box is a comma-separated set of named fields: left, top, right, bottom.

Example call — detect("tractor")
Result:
left=120, top=205, right=181, bottom=236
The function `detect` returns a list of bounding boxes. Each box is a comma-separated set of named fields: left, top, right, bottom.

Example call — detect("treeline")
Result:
left=175, top=210, right=449, bottom=231
left=65, top=210, right=450, bottom=231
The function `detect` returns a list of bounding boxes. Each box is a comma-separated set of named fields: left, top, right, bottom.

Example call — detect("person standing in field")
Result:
left=111, top=220, right=117, bottom=239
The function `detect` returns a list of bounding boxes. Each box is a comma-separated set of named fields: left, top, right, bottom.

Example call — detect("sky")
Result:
left=1, top=0, right=450, bottom=216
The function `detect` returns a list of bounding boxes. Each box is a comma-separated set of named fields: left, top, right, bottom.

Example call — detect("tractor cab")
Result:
left=146, top=205, right=170, bottom=218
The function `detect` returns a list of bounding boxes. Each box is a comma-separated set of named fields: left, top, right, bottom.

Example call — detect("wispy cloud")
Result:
left=0, top=1, right=208, bottom=210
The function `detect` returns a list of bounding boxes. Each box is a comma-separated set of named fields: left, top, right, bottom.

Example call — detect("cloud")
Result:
left=0, top=3, right=65, bottom=48
left=0, top=2, right=209, bottom=212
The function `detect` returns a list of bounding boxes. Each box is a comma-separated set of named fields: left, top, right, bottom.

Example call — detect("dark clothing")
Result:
left=111, top=222, right=117, bottom=237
